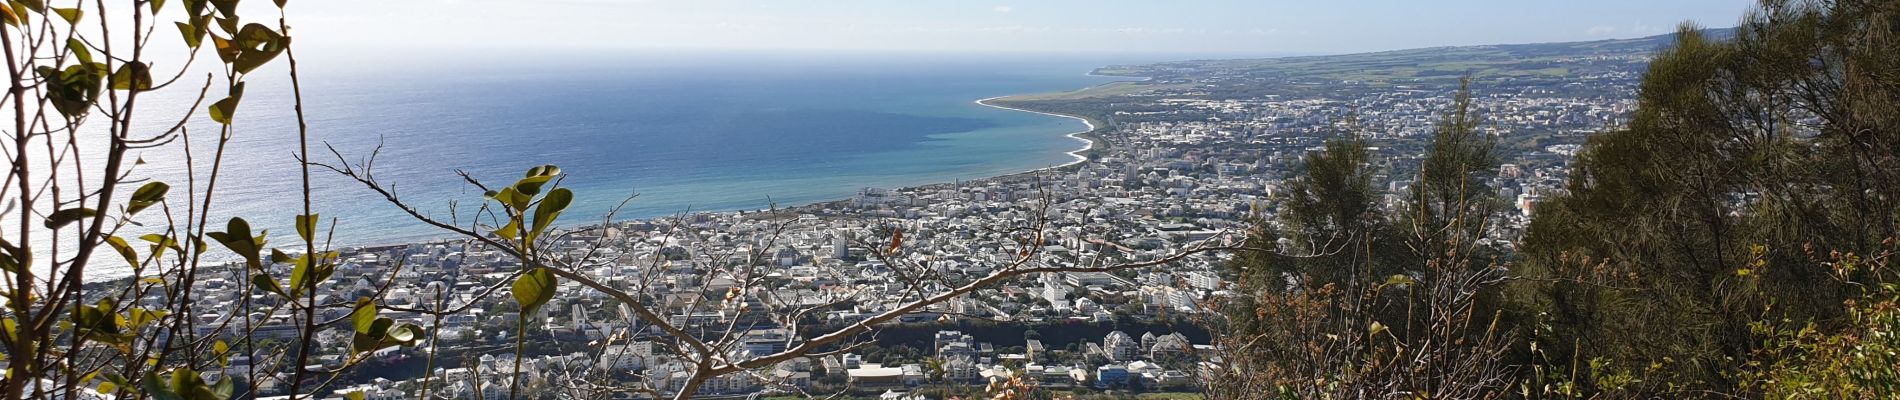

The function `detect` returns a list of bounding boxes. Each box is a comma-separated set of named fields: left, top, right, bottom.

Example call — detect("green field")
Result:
left=995, top=81, right=1185, bottom=102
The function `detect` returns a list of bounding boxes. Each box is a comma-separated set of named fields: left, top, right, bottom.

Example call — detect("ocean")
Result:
left=75, top=50, right=1145, bottom=276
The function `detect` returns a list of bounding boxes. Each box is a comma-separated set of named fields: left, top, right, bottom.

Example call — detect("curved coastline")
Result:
left=970, top=70, right=1148, bottom=176
left=333, top=89, right=1121, bottom=248
left=973, top=95, right=1097, bottom=170
left=84, top=69, right=1143, bottom=282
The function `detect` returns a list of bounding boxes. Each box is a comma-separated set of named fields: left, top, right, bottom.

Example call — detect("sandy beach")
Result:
left=973, top=95, right=1100, bottom=169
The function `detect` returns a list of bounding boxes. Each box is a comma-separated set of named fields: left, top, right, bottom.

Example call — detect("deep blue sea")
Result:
left=95, top=50, right=1147, bottom=269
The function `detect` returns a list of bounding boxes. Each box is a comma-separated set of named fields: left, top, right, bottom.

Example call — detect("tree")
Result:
left=0, top=1, right=432, bottom=399
left=1213, top=124, right=1389, bottom=398
left=1211, top=83, right=1516, bottom=399
left=1512, top=0, right=1900, bottom=395
left=1401, top=77, right=1500, bottom=265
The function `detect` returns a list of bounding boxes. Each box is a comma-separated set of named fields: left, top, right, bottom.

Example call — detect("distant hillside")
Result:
left=1097, top=28, right=1736, bottom=87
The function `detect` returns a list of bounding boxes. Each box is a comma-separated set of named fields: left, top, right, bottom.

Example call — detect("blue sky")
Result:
left=282, top=0, right=1753, bottom=55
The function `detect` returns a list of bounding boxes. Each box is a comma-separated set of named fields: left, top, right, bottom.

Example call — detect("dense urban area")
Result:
left=128, top=32, right=1692, bottom=400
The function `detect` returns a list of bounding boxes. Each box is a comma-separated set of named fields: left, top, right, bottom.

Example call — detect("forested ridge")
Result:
left=1215, top=1, right=1900, bottom=398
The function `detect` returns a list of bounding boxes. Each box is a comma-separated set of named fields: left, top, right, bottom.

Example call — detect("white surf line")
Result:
left=974, top=96, right=1096, bottom=169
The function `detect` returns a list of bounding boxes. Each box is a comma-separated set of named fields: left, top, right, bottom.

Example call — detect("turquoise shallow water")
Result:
left=91, top=50, right=1137, bottom=265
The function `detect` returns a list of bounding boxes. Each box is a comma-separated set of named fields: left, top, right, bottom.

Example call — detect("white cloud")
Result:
left=1628, top=21, right=1666, bottom=35
left=1112, top=27, right=1187, bottom=34
left=992, top=5, right=1012, bottom=13
left=1588, top=22, right=1669, bottom=37
left=711, top=22, right=760, bottom=30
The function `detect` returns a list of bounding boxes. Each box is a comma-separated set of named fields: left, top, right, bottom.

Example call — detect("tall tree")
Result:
left=1514, top=1, right=1900, bottom=394
left=1215, top=127, right=1391, bottom=398
left=1241, top=128, right=1390, bottom=290
left=1401, top=77, right=1499, bottom=264
left=1215, top=89, right=1517, bottom=397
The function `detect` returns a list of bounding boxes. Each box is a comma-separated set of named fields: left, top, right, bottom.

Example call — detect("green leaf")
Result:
left=207, top=83, right=244, bottom=124
left=139, top=372, right=178, bottom=400
left=212, top=340, right=230, bottom=367
left=45, top=207, right=97, bottom=229
left=102, top=372, right=130, bottom=391
left=208, top=97, right=238, bottom=124
left=352, top=319, right=423, bottom=354
left=288, top=254, right=311, bottom=296
left=66, top=38, right=90, bottom=64
left=349, top=297, right=377, bottom=334
left=181, top=0, right=205, bottom=16
left=0, top=5, right=17, bottom=27
left=208, top=0, right=235, bottom=17
left=515, top=165, right=561, bottom=196
left=511, top=267, right=557, bottom=316
left=15, top=0, right=43, bottom=12
left=388, top=323, right=421, bottom=343
left=351, top=332, right=379, bottom=353
left=250, top=274, right=286, bottom=298
left=150, top=0, right=167, bottom=13
left=210, top=376, right=234, bottom=400
left=218, top=217, right=256, bottom=251
left=208, top=34, right=237, bottom=64
left=139, top=233, right=183, bottom=259
left=126, top=181, right=168, bottom=214
left=212, top=16, right=237, bottom=35
left=313, top=251, right=338, bottom=281
left=72, top=298, right=109, bottom=332
left=110, top=62, right=154, bottom=91
left=175, top=21, right=203, bottom=48
left=1382, top=274, right=1416, bottom=287
left=295, top=213, right=317, bottom=242
left=105, top=236, right=139, bottom=269
left=168, top=368, right=214, bottom=400
left=66, top=39, right=91, bottom=65
left=490, top=187, right=530, bottom=211
left=284, top=251, right=337, bottom=297
left=526, top=164, right=561, bottom=178
left=530, top=188, right=573, bottom=241
left=127, top=307, right=167, bottom=329
left=0, top=237, right=23, bottom=274
left=51, top=7, right=78, bottom=24
left=207, top=217, right=263, bottom=270
left=40, top=63, right=105, bottom=118
left=357, top=316, right=399, bottom=350
left=492, top=219, right=520, bottom=242
left=8, top=3, right=27, bottom=26
left=231, top=23, right=284, bottom=74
